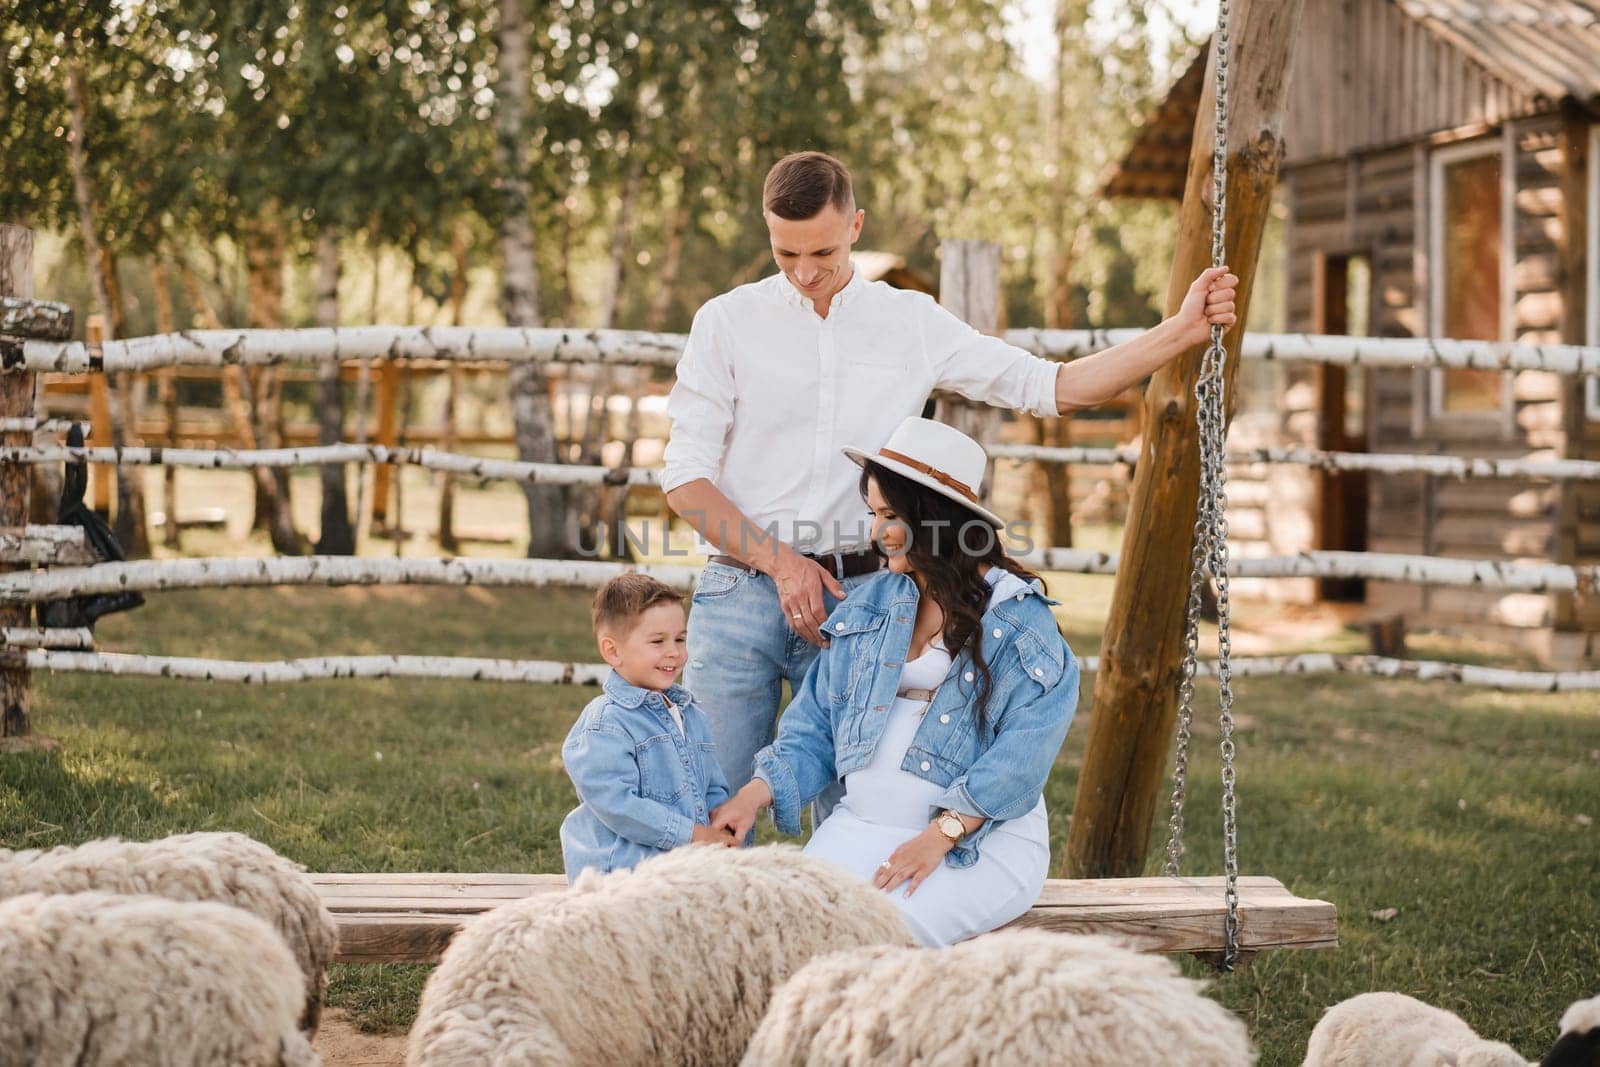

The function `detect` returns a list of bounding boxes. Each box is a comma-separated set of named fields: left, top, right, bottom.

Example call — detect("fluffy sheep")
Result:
left=0, top=891, right=319, bottom=1067
left=741, top=928, right=1255, bottom=1067
left=407, top=844, right=914, bottom=1066
left=0, top=831, right=338, bottom=1033
left=1541, top=992, right=1600, bottom=1067
left=1302, top=992, right=1530, bottom=1067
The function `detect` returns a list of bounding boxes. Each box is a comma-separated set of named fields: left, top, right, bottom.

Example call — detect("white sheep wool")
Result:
left=0, top=831, right=338, bottom=1034
left=0, top=892, right=319, bottom=1067
left=742, top=929, right=1256, bottom=1067
left=407, top=845, right=914, bottom=1066
left=1302, top=992, right=1529, bottom=1067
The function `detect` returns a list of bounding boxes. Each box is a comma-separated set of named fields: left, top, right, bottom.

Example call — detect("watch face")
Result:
left=940, top=814, right=963, bottom=839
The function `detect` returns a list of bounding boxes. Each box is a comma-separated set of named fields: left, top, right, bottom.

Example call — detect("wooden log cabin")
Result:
left=1106, top=0, right=1600, bottom=668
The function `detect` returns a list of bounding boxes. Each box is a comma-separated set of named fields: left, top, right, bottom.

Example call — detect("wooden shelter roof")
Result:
left=1105, top=0, right=1600, bottom=200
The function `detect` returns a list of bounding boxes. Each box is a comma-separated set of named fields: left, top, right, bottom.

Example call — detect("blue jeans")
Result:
left=685, top=561, right=879, bottom=794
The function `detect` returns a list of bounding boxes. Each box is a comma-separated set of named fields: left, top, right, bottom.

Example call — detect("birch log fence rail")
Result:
left=2, top=315, right=1599, bottom=695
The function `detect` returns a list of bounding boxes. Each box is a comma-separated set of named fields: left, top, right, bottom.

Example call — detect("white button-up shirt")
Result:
left=661, top=264, right=1059, bottom=553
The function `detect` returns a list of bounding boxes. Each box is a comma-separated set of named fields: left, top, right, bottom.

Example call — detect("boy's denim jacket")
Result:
left=753, top=569, right=1079, bottom=869
left=560, top=671, right=731, bottom=881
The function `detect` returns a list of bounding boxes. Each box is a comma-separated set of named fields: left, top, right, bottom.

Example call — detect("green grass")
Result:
left=3, top=577, right=1597, bottom=1064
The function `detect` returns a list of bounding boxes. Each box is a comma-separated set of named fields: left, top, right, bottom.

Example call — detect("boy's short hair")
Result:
left=592, top=573, right=685, bottom=636
left=763, top=151, right=854, bottom=220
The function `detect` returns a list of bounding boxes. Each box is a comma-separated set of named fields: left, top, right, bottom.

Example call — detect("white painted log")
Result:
left=991, top=443, right=1600, bottom=482
left=0, top=555, right=701, bottom=604
left=1006, top=330, right=1600, bottom=375
left=0, top=525, right=95, bottom=566
left=20, top=327, right=1600, bottom=375
left=1025, top=547, right=1598, bottom=594
left=0, top=444, right=661, bottom=488
left=20, top=325, right=686, bottom=373
left=2, top=627, right=93, bottom=650
left=25, top=650, right=608, bottom=685
left=23, top=649, right=1598, bottom=692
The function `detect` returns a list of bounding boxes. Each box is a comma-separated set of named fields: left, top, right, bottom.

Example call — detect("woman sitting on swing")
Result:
left=711, top=417, right=1079, bottom=946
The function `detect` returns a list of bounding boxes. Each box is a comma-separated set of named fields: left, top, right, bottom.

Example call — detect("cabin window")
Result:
left=1588, top=126, right=1599, bottom=420
left=1428, top=139, right=1510, bottom=421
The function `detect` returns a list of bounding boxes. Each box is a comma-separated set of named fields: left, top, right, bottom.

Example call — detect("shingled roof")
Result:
left=1105, top=0, right=1600, bottom=200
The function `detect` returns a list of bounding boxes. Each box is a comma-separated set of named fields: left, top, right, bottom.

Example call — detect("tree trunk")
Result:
left=1, top=226, right=35, bottom=737
left=314, top=230, right=355, bottom=554
left=150, top=255, right=181, bottom=547
left=645, top=164, right=691, bottom=333
left=439, top=221, right=470, bottom=554
left=1066, top=0, right=1304, bottom=879
left=243, top=213, right=305, bottom=555
left=496, top=0, right=569, bottom=559
left=66, top=65, right=149, bottom=557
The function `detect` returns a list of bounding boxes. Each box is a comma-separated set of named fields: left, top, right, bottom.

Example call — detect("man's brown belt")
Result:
left=707, top=547, right=882, bottom=581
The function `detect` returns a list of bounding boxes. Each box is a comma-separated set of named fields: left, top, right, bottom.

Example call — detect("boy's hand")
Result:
left=691, top=823, right=738, bottom=847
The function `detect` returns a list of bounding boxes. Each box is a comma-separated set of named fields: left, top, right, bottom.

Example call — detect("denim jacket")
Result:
left=753, top=568, right=1079, bottom=869
left=560, top=671, right=731, bottom=882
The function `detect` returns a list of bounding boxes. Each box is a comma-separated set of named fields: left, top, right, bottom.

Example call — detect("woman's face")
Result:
left=865, top=477, right=914, bottom=575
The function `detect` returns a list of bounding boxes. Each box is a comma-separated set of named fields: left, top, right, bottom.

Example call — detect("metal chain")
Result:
left=1162, top=0, right=1242, bottom=971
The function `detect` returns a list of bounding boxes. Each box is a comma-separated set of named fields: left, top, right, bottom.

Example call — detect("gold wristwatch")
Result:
left=934, top=810, right=966, bottom=844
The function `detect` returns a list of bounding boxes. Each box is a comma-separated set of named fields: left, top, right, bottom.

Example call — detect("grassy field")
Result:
left=3, top=503, right=1597, bottom=1063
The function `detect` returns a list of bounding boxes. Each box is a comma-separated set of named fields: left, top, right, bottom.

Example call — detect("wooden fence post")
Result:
left=935, top=239, right=1005, bottom=498
left=1, top=225, right=36, bottom=738
left=1066, top=0, right=1305, bottom=879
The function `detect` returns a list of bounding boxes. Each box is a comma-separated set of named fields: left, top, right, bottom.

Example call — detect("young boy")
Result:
left=560, top=573, right=736, bottom=882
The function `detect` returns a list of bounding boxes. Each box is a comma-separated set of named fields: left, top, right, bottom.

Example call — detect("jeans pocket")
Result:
left=692, top=561, right=750, bottom=601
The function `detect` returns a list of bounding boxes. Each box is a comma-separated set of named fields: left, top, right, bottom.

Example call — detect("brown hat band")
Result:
left=876, top=448, right=980, bottom=505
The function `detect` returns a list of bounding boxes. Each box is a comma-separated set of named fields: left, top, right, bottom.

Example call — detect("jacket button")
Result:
left=939, top=714, right=950, bottom=724
left=1015, top=592, right=1025, bottom=601
left=964, top=671, right=975, bottom=682
left=992, top=628, right=1003, bottom=638
left=835, top=622, right=846, bottom=632
left=1034, top=667, right=1045, bottom=678
left=920, top=761, right=931, bottom=771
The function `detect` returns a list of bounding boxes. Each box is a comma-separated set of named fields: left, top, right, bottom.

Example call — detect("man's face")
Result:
left=765, top=203, right=864, bottom=302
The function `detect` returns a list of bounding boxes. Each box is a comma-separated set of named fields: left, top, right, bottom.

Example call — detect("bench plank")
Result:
left=312, top=873, right=1337, bottom=965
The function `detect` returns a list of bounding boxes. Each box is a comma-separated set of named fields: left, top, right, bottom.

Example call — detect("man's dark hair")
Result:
left=762, top=151, right=855, bottom=220
left=592, top=573, right=684, bottom=636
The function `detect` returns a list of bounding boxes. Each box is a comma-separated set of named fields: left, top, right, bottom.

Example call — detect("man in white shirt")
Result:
left=661, top=151, right=1237, bottom=791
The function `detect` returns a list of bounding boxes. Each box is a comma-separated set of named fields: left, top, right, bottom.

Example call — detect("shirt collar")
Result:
left=778, top=260, right=864, bottom=313
left=603, top=669, right=693, bottom=709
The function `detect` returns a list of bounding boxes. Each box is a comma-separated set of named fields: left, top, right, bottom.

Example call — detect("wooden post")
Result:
left=86, top=315, right=113, bottom=514
left=1553, top=104, right=1590, bottom=637
left=371, top=361, right=400, bottom=529
left=1, top=225, right=35, bottom=738
left=1066, top=0, right=1305, bottom=879
left=934, top=239, right=1004, bottom=497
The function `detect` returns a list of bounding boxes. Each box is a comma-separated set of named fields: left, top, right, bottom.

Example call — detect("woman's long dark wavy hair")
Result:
left=861, top=460, right=1051, bottom=727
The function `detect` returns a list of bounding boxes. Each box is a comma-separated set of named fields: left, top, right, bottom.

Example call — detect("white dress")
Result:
left=802, top=627, right=1051, bottom=947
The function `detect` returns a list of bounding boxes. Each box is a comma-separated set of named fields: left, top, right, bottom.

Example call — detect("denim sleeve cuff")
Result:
left=934, top=779, right=993, bottom=821
left=659, top=811, right=694, bottom=850
left=753, top=750, right=803, bottom=836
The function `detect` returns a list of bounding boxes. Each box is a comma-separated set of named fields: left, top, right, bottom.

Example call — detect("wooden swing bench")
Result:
left=312, top=872, right=1337, bottom=965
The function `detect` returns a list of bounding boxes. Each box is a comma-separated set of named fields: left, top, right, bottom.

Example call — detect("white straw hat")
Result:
left=842, top=417, right=1005, bottom=529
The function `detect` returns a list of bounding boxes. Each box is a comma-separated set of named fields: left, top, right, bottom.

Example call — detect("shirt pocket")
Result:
left=636, top=735, right=689, bottom=802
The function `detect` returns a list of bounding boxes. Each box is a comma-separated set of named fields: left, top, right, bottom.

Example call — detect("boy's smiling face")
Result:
left=598, top=601, right=688, bottom=692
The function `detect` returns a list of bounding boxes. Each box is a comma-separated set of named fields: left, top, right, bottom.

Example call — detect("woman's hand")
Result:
left=710, top=779, right=772, bottom=845
left=873, top=825, right=958, bottom=897
left=1173, top=265, right=1239, bottom=348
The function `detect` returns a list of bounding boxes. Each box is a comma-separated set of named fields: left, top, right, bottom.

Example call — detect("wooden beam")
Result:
left=933, top=240, right=1005, bottom=472
left=0, top=225, right=35, bottom=737
left=309, top=873, right=1336, bottom=964
left=1553, top=105, right=1590, bottom=631
left=0, top=296, right=73, bottom=341
left=1066, top=0, right=1307, bottom=880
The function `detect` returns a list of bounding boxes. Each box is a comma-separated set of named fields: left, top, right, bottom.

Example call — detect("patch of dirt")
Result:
left=312, top=1010, right=407, bottom=1067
